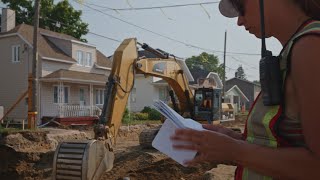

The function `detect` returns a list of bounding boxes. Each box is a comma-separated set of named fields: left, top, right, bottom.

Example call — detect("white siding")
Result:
left=128, top=76, right=157, bottom=112
left=41, top=60, right=109, bottom=77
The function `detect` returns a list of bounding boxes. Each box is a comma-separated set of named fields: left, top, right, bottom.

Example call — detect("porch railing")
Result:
left=57, top=105, right=102, bottom=118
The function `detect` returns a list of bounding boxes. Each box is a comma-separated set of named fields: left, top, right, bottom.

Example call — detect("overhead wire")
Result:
left=86, top=1, right=220, bottom=11
left=73, top=0, right=261, bottom=57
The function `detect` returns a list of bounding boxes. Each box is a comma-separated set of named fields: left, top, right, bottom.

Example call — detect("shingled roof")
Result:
left=0, top=24, right=112, bottom=68
left=42, top=69, right=107, bottom=84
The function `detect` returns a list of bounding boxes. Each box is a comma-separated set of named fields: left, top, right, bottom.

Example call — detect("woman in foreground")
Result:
left=171, top=0, right=320, bottom=179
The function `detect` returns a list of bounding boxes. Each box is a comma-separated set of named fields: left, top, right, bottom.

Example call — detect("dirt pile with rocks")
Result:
left=0, top=129, right=88, bottom=180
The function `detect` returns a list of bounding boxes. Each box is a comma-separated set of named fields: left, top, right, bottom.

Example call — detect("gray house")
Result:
left=225, top=77, right=261, bottom=110
left=0, top=9, right=112, bottom=124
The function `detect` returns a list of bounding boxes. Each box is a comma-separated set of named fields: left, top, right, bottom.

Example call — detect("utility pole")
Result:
left=222, top=31, right=227, bottom=99
left=28, top=0, right=41, bottom=129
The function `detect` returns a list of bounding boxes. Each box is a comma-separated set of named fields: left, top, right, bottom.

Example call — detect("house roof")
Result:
left=226, top=85, right=250, bottom=102
left=96, top=50, right=113, bottom=68
left=226, top=77, right=261, bottom=87
left=0, top=24, right=112, bottom=68
left=41, top=69, right=107, bottom=84
left=206, top=72, right=223, bottom=89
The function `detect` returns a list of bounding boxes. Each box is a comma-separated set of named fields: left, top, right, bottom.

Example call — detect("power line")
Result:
left=73, top=0, right=261, bottom=56
left=229, top=56, right=259, bottom=70
left=87, top=1, right=220, bottom=11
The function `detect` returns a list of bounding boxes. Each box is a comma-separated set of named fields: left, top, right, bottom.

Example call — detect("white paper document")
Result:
left=152, top=100, right=206, bottom=166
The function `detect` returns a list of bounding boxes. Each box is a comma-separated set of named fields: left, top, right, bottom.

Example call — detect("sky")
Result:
left=1, top=0, right=283, bottom=81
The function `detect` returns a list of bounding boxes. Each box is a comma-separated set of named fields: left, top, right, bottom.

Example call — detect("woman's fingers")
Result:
left=172, top=143, right=199, bottom=151
left=171, top=129, right=205, bottom=143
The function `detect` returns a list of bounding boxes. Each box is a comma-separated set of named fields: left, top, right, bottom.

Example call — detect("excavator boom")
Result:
left=53, top=38, right=196, bottom=180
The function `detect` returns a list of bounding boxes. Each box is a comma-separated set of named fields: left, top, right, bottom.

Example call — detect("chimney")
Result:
left=1, top=8, right=16, bottom=33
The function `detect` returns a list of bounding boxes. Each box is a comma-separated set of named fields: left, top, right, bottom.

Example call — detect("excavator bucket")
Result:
left=52, top=140, right=114, bottom=180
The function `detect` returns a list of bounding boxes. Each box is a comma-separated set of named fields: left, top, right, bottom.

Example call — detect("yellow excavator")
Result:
left=52, top=38, right=231, bottom=180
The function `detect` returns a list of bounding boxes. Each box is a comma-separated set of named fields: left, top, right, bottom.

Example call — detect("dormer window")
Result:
left=77, top=50, right=92, bottom=67
left=86, top=52, right=92, bottom=67
left=12, top=45, right=20, bottom=63
left=77, top=50, right=84, bottom=65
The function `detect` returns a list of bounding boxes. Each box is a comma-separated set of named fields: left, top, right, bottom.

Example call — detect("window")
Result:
left=96, top=89, right=105, bottom=105
left=131, top=88, right=136, bottom=103
left=54, top=86, right=58, bottom=103
left=53, top=86, right=70, bottom=104
left=77, top=50, right=84, bottom=65
left=12, top=45, right=20, bottom=62
left=159, top=87, right=167, bottom=101
left=86, top=52, right=92, bottom=67
left=77, top=51, right=93, bottom=67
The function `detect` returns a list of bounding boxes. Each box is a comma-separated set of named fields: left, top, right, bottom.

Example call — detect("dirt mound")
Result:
left=0, top=128, right=89, bottom=180
left=102, top=146, right=217, bottom=180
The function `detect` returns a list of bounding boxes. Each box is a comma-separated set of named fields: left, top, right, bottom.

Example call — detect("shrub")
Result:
left=122, top=108, right=130, bottom=124
left=133, top=113, right=149, bottom=120
left=141, top=106, right=152, bottom=113
left=148, top=109, right=161, bottom=120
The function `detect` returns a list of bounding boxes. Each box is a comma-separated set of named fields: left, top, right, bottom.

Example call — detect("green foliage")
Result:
left=141, top=106, right=152, bottom=113
left=186, top=52, right=224, bottom=80
left=235, top=65, right=247, bottom=80
left=1, top=0, right=89, bottom=41
left=133, top=113, right=149, bottom=120
left=122, top=108, right=130, bottom=124
left=140, top=106, right=161, bottom=120
left=148, top=109, right=161, bottom=120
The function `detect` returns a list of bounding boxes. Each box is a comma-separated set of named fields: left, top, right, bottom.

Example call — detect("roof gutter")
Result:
left=95, top=63, right=112, bottom=70
left=40, top=78, right=106, bottom=84
left=42, top=57, right=75, bottom=64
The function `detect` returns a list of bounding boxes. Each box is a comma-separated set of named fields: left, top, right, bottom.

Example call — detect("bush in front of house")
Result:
left=148, top=109, right=161, bottom=120
left=141, top=106, right=152, bottom=114
left=140, top=106, right=161, bottom=120
left=133, top=113, right=149, bottom=120
left=122, top=108, right=130, bottom=124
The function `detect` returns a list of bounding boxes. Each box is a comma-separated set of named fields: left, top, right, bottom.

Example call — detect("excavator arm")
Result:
left=53, top=38, right=194, bottom=180
left=96, top=38, right=194, bottom=145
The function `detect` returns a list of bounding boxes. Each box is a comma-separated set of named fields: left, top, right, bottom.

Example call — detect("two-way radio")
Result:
left=259, top=0, right=282, bottom=106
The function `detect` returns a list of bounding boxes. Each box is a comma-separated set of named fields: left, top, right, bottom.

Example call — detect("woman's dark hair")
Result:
left=294, top=0, right=320, bottom=19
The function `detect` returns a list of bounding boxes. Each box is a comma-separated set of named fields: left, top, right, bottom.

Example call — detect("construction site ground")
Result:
left=0, top=115, right=246, bottom=180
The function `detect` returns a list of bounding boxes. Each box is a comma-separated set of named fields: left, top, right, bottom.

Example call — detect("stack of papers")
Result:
left=152, top=100, right=206, bottom=166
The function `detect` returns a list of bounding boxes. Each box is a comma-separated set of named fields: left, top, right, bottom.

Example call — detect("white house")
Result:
left=0, top=9, right=112, bottom=124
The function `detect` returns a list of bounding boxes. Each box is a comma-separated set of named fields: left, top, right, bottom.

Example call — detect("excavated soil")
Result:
left=0, top=116, right=245, bottom=180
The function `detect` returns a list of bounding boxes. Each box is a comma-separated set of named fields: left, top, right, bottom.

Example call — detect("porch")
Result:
left=40, top=70, right=108, bottom=125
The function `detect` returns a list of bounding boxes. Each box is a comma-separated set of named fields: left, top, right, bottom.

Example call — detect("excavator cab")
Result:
left=193, top=88, right=222, bottom=124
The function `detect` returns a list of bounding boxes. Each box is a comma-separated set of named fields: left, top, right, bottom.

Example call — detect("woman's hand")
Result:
left=170, top=128, right=242, bottom=166
left=202, top=124, right=244, bottom=140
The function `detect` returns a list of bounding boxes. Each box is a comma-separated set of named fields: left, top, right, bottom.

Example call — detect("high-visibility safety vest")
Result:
left=235, top=20, right=320, bottom=180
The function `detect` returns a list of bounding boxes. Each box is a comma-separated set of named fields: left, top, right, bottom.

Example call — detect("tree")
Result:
left=2, top=0, right=89, bottom=41
left=235, top=65, right=247, bottom=80
left=186, top=52, right=224, bottom=81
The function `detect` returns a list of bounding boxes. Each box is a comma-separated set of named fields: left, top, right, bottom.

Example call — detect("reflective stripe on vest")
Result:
left=235, top=21, right=320, bottom=180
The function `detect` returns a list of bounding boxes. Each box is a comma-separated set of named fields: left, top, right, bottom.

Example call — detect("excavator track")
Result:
left=53, top=140, right=114, bottom=180
left=53, top=141, right=93, bottom=180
